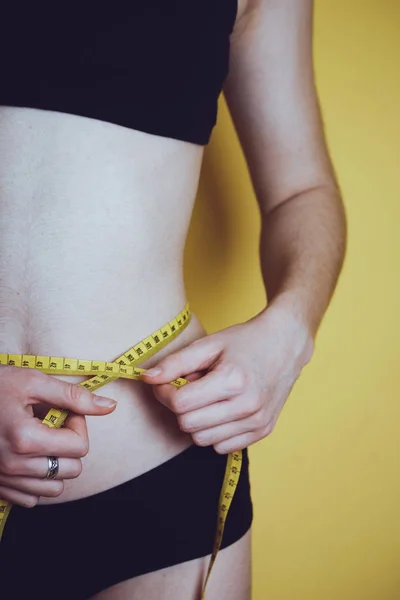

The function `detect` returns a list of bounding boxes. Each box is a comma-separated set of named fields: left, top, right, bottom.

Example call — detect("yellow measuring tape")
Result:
left=0, top=303, right=242, bottom=598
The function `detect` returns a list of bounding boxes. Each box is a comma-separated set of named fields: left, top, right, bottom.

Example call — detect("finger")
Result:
left=191, top=414, right=266, bottom=447
left=184, top=371, right=204, bottom=382
left=166, top=364, right=247, bottom=413
left=152, top=365, right=249, bottom=415
left=151, top=383, right=181, bottom=412
left=63, top=412, right=88, bottom=439
left=24, top=369, right=117, bottom=415
left=141, top=336, right=223, bottom=384
left=3, top=456, right=82, bottom=480
left=0, top=485, right=39, bottom=508
left=213, top=429, right=269, bottom=454
left=0, top=475, right=64, bottom=499
left=16, top=419, right=90, bottom=458
left=178, top=396, right=261, bottom=433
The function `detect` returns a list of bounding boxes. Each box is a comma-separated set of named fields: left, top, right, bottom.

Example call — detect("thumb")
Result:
left=28, top=370, right=117, bottom=415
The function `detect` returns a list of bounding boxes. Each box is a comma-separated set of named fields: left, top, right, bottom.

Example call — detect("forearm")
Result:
left=255, top=184, right=347, bottom=343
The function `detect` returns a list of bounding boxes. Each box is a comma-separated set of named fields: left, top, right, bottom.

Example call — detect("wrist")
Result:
left=252, top=292, right=315, bottom=364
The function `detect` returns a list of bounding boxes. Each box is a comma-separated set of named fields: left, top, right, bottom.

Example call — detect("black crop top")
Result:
left=1, top=1, right=238, bottom=145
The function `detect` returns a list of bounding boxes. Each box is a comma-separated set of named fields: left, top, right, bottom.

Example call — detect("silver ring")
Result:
left=45, top=456, right=59, bottom=480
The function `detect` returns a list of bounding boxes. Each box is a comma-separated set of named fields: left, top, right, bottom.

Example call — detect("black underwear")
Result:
left=0, top=443, right=252, bottom=599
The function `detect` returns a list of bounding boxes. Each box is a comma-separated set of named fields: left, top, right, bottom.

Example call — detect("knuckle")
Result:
left=178, top=415, right=193, bottom=433
left=235, top=404, right=250, bottom=420
left=253, top=409, right=267, bottom=428
left=10, top=427, right=34, bottom=455
left=247, top=394, right=263, bottom=415
left=23, top=495, right=39, bottom=509
left=77, top=438, right=89, bottom=458
left=214, top=444, right=229, bottom=455
left=65, top=382, right=85, bottom=407
left=238, top=401, right=255, bottom=419
left=153, top=384, right=173, bottom=406
left=1, top=460, right=17, bottom=476
left=192, top=432, right=208, bottom=446
left=170, top=399, right=180, bottom=413
left=217, top=360, right=234, bottom=376
left=170, top=392, right=184, bottom=413
left=48, top=481, right=64, bottom=497
left=0, top=454, right=9, bottom=473
left=225, top=363, right=248, bottom=393
left=71, top=460, right=83, bottom=478
left=262, top=422, right=275, bottom=437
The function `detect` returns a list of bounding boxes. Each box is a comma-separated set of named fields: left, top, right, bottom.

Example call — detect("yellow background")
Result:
left=184, top=1, right=400, bottom=599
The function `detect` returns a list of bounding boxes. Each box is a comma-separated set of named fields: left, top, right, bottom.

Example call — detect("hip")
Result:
left=1, top=302, right=207, bottom=504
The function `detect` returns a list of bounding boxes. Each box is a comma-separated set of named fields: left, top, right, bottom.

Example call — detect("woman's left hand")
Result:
left=141, top=305, right=314, bottom=454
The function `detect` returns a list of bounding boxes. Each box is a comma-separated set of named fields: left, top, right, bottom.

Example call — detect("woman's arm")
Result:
left=224, top=0, right=347, bottom=340
left=142, top=0, right=347, bottom=453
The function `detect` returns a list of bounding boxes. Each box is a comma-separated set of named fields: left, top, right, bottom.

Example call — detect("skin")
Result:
left=0, top=1, right=346, bottom=598
left=142, top=0, right=347, bottom=456
left=0, top=366, right=117, bottom=505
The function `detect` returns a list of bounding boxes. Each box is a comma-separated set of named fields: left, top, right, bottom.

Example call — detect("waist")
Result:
left=2, top=301, right=206, bottom=504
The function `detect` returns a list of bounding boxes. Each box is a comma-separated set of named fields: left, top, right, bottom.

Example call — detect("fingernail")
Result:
left=93, top=396, right=117, bottom=407
left=145, top=368, right=161, bottom=377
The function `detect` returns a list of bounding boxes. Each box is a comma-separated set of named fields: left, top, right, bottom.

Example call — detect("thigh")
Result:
left=90, top=529, right=252, bottom=600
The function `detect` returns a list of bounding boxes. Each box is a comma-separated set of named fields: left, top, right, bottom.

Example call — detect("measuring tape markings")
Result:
left=0, top=303, right=242, bottom=597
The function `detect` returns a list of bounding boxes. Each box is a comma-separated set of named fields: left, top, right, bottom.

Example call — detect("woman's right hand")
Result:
left=0, top=365, right=117, bottom=508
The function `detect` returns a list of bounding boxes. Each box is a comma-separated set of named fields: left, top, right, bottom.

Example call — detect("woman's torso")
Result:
left=0, top=0, right=246, bottom=504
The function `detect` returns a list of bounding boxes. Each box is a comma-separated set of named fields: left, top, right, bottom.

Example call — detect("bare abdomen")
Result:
left=0, top=106, right=206, bottom=502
